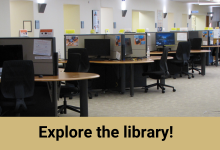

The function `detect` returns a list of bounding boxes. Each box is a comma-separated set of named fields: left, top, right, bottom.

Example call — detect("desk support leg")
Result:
left=130, top=64, right=134, bottom=97
left=52, top=81, right=58, bottom=117
left=216, top=47, right=219, bottom=66
left=79, top=80, right=88, bottom=117
left=206, top=48, right=210, bottom=66
left=201, top=53, right=206, bottom=76
left=120, top=64, right=125, bottom=94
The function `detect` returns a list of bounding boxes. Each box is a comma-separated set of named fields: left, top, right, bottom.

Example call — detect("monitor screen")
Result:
left=156, top=32, right=175, bottom=46
left=0, top=45, right=23, bottom=68
left=125, top=38, right=132, bottom=55
left=84, top=39, right=110, bottom=57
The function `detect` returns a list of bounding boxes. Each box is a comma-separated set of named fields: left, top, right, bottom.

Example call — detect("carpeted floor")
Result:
left=58, top=65, right=220, bottom=117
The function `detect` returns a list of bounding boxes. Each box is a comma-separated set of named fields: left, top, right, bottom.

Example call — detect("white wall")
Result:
left=0, top=0, right=11, bottom=37
left=101, top=7, right=113, bottom=34
left=0, top=0, right=212, bottom=56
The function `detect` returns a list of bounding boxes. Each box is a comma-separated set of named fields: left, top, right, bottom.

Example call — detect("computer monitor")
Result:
left=156, top=32, right=175, bottom=47
left=0, top=45, right=23, bottom=68
left=84, top=39, right=110, bottom=57
left=125, top=38, right=132, bottom=55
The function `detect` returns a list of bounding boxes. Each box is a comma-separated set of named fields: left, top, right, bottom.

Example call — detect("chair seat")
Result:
left=59, top=85, right=79, bottom=98
left=169, top=59, right=183, bottom=64
left=142, top=70, right=166, bottom=79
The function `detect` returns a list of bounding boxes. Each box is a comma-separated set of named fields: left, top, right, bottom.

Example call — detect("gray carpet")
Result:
left=58, top=65, right=220, bottom=117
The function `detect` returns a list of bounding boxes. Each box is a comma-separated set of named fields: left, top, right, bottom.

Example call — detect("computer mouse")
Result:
left=39, top=75, right=43, bottom=78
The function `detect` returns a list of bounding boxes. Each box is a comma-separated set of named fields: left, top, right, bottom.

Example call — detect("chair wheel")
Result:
left=163, top=87, right=165, bottom=90
left=192, top=71, right=194, bottom=73
left=89, top=96, right=92, bottom=99
left=173, top=89, right=176, bottom=92
left=95, top=93, right=98, bottom=97
left=180, top=74, right=182, bottom=77
left=162, top=90, right=165, bottom=93
left=145, top=89, right=148, bottom=93
left=188, top=76, right=191, bottom=79
left=192, top=75, right=194, bottom=78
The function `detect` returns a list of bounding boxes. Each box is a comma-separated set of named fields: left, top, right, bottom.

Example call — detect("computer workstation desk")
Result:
left=59, top=56, right=173, bottom=97
left=150, top=50, right=211, bottom=76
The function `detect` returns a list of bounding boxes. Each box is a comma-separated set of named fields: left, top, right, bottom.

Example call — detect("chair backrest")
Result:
left=176, top=42, right=191, bottom=61
left=160, top=47, right=169, bottom=75
left=68, top=48, right=90, bottom=72
left=190, top=38, right=202, bottom=50
left=1, top=60, right=34, bottom=99
left=65, top=53, right=81, bottom=72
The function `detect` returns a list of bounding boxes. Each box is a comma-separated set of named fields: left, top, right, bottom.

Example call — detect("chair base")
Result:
left=144, top=79, right=176, bottom=93
left=173, top=67, right=194, bottom=79
left=189, top=62, right=201, bottom=74
left=88, top=91, right=99, bottom=99
left=189, top=67, right=201, bottom=74
left=58, top=97, right=80, bottom=114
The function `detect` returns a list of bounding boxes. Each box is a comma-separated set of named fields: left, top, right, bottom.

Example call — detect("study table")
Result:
left=201, top=45, right=219, bottom=66
left=59, top=56, right=173, bottom=97
left=0, top=70, right=100, bottom=117
left=150, top=50, right=211, bottom=76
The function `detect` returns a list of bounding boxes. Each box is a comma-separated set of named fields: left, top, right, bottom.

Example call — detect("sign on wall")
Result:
left=157, top=10, right=163, bottom=32
left=92, top=10, right=100, bottom=33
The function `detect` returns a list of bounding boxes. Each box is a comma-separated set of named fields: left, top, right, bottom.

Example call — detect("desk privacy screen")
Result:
left=64, top=34, right=147, bottom=59
left=0, top=37, right=58, bottom=75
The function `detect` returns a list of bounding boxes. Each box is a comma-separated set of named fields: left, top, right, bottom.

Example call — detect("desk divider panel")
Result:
left=64, top=33, right=147, bottom=59
left=65, top=34, right=105, bottom=59
left=105, top=34, right=122, bottom=59
left=125, top=33, right=146, bottom=57
left=0, top=37, right=57, bottom=75
left=146, top=32, right=156, bottom=51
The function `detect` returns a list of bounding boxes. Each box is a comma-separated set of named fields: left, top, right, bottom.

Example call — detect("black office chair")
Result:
left=169, top=42, right=193, bottom=79
left=0, top=60, right=35, bottom=116
left=58, top=53, right=81, bottom=114
left=142, top=47, right=176, bottom=93
left=68, top=48, right=98, bottom=99
left=0, top=106, right=2, bottom=115
left=189, top=38, right=202, bottom=74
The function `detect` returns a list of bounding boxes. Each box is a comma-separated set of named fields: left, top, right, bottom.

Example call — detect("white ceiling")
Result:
left=171, top=0, right=220, bottom=6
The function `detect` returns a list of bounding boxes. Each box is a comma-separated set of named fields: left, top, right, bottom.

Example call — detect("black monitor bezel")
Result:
left=84, top=39, right=110, bottom=57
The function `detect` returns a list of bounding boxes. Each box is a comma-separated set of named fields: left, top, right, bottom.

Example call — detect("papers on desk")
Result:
left=33, top=39, right=51, bottom=56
